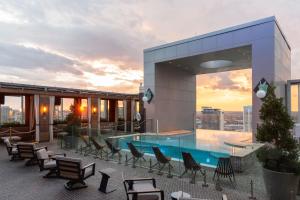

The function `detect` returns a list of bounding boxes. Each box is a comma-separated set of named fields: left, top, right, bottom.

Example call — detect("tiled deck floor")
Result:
left=0, top=141, right=269, bottom=200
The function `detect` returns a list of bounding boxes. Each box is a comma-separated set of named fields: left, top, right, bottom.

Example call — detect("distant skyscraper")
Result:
left=201, top=107, right=224, bottom=130
left=243, top=106, right=252, bottom=132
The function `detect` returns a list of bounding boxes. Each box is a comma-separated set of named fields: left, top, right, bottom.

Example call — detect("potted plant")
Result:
left=256, top=85, right=300, bottom=200
left=63, top=105, right=81, bottom=148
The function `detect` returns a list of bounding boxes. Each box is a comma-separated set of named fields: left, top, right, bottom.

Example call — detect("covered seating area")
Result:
left=0, top=82, right=141, bottom=143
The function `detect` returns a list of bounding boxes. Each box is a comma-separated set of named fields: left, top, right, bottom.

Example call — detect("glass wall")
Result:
left=118, top=100, right=124, bottom=120
left=100, top=100, right=108, bottom=121
left=0, top=96, right=25, bottom=125
left=81, top=99, right=88, bottom=121
left=54, top=98, right=74, bottom=121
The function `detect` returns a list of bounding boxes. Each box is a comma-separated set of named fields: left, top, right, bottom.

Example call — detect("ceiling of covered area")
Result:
left=157, top=45, right=252, bottom=75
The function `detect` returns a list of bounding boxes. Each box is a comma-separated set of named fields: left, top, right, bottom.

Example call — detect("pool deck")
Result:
left=0, top=140, right=272, bottom=200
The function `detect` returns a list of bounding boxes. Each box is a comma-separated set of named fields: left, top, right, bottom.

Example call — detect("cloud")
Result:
left=0, top=42, right=84, bottom=75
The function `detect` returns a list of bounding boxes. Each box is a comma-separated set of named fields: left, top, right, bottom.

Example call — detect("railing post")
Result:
left=9, top=127, right=12, bottom=140
left=148, top=158, right=153, bottom=173
left=167, top=163, right=173, bottom=178
left=215, top=176, right=222, bottom=191
left=249, top=179, right=257, bottom=199
left=202, top=170, right=208, bottom=187
left=125, top=154, right=128, bottom=166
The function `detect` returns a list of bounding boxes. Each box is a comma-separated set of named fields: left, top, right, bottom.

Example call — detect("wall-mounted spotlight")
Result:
left=142, top=88, right=154, bottom=104
left=254, top=78, right=270, bottom=99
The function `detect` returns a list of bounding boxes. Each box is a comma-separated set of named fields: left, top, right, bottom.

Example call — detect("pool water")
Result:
left=118, top=129, right=251, bottom=167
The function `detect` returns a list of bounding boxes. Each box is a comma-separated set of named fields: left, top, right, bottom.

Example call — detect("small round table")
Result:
left=171, top=191, right=191, bottom=200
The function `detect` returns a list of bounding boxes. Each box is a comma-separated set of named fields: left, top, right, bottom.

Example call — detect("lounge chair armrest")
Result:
left=125, top=178, right=156, bottom=188
left=124, top=177, right=155, bottom=182
left=83, top=162, right=95, bottom=169
left=82, top=162, right=95, bottom=177
left=35, top=146, right=47, bottom=151
left=127, top=189, right=164, bottom=195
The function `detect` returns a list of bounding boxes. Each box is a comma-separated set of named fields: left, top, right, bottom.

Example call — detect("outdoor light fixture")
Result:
left=200, top=60, right=233, bottom=69
left=42, top=105, right=47, bottom=115
left=142, top=88, right=154, bottom=104
left=254, top=78, right=270, bottom=99
left=92, top=107, right=97, bottom=114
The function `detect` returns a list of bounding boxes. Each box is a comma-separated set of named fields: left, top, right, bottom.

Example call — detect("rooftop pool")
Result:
left=117, top=129, right=252, bottom=167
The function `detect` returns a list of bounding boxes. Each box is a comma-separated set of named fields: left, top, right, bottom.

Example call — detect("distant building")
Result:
left=200, top=107, right=224, bottom=130
left=243, top=106, right=252, bottom=132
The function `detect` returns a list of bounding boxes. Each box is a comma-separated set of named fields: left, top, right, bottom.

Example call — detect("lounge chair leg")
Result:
left=125, top=154, right=129, bottom=166
left=180, top=169, right=187, bottom=178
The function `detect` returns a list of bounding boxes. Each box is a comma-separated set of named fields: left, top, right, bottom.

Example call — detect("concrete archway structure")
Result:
left=143, top=16, right=291, bottom=141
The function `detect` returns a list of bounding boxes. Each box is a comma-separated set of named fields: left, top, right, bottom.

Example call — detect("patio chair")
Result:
left=123, top=177, right=164, bottom=200
left=127, top=142, right=146, bottom=168
left=3, top=138, right=20, bottom=161
left=213, top=157, right=236, bottom=184
left=105, top=139, right=121, bottom=158
left=17, top=142, right=47, bottom=166
left=36, top=148, right=66, bottom=178
left=78, top=135, right=92, bottom=156
left=151, top=147, right=173, bottom=176
left=91, top=137, right=106, bottom=159
left=56, top=156, right=96, bottom=190
left=180, top=152, right=205, bottom=183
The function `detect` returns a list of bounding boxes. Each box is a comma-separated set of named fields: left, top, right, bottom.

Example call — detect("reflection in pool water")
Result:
left=118, top=129, right=252, bottom=167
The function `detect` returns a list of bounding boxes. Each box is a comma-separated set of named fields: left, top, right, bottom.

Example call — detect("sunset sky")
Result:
left=1, top=0, right=300, bottom=111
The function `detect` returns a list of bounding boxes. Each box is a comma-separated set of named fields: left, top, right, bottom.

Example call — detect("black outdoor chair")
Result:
left=3, top=138, right=20, bottom=161
left=91, top=137, right=106, bottom=159
left=127, top=142, right=146, bottom=167
left=213, top=157, right=236, bottom=184
left=105, top=139, right=121, bottom=158
left=36, top=148, right=66, bottom=178
left=151, top=147, right=173, bottom=176
left=180, top=152, right=205, bottom=183
left=123, top=177, right=164, bottom=200
left=56, top=156, right=95, bottom=190
left=17, top=142, right=47, bottom=166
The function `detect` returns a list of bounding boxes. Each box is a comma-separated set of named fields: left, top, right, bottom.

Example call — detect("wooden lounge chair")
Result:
left=56, top=156, right=96, bottom=190
left=17, top=142, right=47, bottom=166
left=105, top=139, right=121, bottom=158
left=36, top=148, right=66, bottom=178
left=213, top=157, right=236, bottom=184
left=123, top=177, right=164, bottom=200
left=3, top=138, right=20, bottom=161
left=79, top=135, right=92, bottom=156
left=152, top=147, right=173, bottom=176
left=180, top=152, right=205, bottom=183
left=127, top=142, right=146, bottom=168
left=91, top=137, right=106, bottom=159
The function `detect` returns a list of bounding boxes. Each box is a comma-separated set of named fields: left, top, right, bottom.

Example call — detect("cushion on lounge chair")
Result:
left=56, top=156, right=82, bottom=168
left=133, top=182, right=156, bottom=192
left=44, top=160, right=56, bottom=169
left=4, top=139, right=12, bottom=147
left=12, top=148, right=18, bottom=154
left=37, top=149, right=49, bottom=160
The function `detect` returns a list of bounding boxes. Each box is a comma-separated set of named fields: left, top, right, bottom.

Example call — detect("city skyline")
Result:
left=0, top=1, right=300, bottom=111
